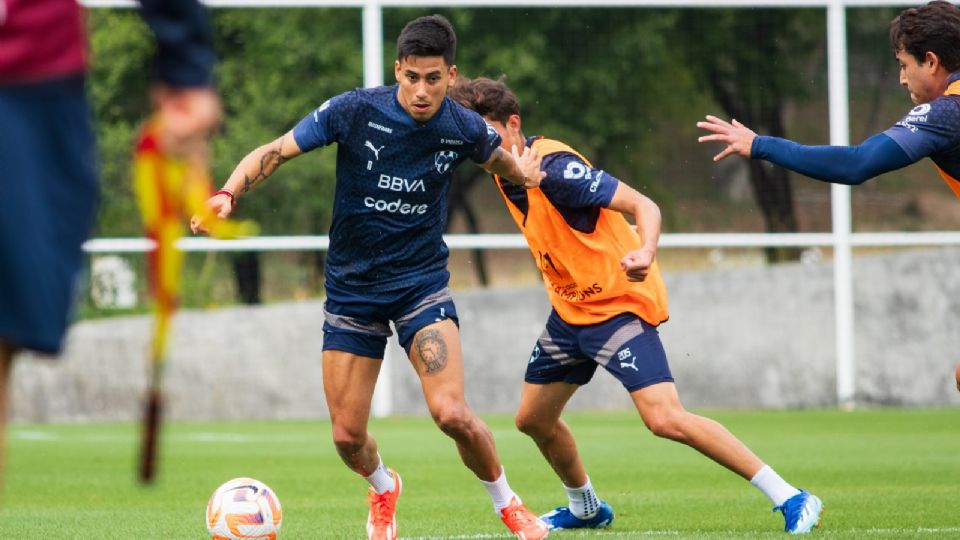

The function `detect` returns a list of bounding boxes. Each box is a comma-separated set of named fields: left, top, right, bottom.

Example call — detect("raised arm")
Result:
left=697, top=115, right=913, bottom=185
left=190, top=131, right=303, bottom=233
left=606, top=182, right=662, bottom=282
left=480, top=145, right=546, bottom=188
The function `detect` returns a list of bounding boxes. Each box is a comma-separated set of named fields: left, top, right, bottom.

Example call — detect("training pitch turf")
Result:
left=3, top=408, right=959, bottom=539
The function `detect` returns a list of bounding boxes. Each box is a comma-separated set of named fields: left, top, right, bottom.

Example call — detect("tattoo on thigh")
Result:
left=415, top=329, right=448, bottom=374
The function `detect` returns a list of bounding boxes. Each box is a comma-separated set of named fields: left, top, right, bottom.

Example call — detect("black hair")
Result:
left=890, top=1, right=960, bottom=71
left=396, top=15, right=457, bottom=66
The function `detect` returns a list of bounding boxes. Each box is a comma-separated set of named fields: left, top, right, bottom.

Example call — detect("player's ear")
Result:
left=508, top=114, right=521, bottom=131
left=394, top=60, right=402, bottom=82
left=447, top=64, right=458, bottom=86
left=925, top=50, right=941, bottom=71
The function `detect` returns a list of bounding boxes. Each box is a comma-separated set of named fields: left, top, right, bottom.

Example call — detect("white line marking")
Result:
left=11, top=430, right=58, bottom=441
left=401, top=532, right=680, bottom=539
left=400, top=528, right=960, bottom=539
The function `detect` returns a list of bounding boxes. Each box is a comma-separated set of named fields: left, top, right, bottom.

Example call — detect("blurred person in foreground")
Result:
left=191, top=15, right=549, bottom=540
left=696, top=0, right=960, bottom=393
left=449, top=76, right=824, bottom=535
left=0, top=0, right=220, bottom=491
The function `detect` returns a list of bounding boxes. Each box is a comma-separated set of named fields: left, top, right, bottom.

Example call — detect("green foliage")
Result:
left=210, top=9, right=362, bottom=234
left=87, top=12, right=154, bottom=236
left=87, top=9, right=363, bottom=238
left=6, top=409, right=960, bottom=537
left=85, top=7, right=907, bottom=242
left=680, top=8, right=826, bottom=121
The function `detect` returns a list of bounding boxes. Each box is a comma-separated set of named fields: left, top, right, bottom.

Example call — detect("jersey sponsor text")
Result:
left=378, top=174, right=425, bottom=192
left=363, top=196, right=428, bottom=215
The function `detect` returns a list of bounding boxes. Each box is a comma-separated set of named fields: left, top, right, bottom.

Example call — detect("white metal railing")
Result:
left=80, top=0, right=956, bottom=411
left=81, top=231, right=960, bottom=254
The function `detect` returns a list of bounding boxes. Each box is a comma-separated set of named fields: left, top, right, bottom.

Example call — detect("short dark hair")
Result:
left=447, top=76, right=520, bottom=123
left=396, top=15, right=457, bottom=66
left=890, top=0, right=960, bottom=71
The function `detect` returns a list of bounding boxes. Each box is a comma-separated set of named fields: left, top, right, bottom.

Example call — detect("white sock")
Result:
left=564, top=477, right=601, bottom=519
left=479, top=467, right=519, bottom=513
left=750, top=464, right=800, bottom=507
left=364, top=458, right=396, bottom=494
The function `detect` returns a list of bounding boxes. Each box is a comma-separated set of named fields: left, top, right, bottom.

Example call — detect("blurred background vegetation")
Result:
left=79, top=6, right=960, bottom=317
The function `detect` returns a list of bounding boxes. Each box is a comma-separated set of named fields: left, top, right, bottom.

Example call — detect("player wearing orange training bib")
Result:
left=449, top=77, right=823, bottom=535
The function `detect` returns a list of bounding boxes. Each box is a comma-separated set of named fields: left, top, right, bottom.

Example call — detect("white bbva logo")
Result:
left=435, top=150, right=458, bottom=174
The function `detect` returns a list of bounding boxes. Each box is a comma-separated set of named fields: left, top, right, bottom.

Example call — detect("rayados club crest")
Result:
left=434, top=150, right=458, bottom=174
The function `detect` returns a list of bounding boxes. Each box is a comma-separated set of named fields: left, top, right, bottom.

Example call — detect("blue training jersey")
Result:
left=497, top=136, right=619, bottom=234
left=883, top=72, right=960, bottom=181
left=293, top=85, right=501, bottom=293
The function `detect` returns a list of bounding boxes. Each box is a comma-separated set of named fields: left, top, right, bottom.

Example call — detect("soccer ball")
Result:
left=206, top=477, right=283, bottom=540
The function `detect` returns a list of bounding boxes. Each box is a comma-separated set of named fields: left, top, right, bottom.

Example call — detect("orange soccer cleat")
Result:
left=500, top=496, right=549, bottom=540
left=366, top=469, right=402, bottom=540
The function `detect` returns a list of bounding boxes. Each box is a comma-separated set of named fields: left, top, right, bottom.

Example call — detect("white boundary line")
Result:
left=400, top=528, right=960, bottom=539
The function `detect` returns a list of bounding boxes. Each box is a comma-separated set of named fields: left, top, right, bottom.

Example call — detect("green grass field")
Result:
left=4, top=409, right=960, bottom=539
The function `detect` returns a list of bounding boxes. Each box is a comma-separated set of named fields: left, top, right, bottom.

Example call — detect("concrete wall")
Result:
left=11, top=248, right=960, bottom=423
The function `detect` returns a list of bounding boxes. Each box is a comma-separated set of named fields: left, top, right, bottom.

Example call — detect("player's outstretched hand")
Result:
left=696, top=115, right=757, bottom=162
left=954, top=360, right=960, bottom=392
left=190, top=192, right=234, bottom=235
left=513, top=144, right=546, bottom=189
left=621, top=248, right=656, bottom=282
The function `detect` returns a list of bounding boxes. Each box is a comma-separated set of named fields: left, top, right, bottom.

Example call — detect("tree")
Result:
left=679, top=8, right=826, bottom=261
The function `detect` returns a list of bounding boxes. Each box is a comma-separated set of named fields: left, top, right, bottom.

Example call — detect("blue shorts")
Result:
left=0, top=76, right=98, bottom=354
left=525, top=311, right=673, bottom=392
left=322, top=280, right=459, bottom=359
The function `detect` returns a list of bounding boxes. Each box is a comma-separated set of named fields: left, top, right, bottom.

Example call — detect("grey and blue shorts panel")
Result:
left=525, top=310, right=673, bottom=392
left=322, top=281, right=458, bottom=359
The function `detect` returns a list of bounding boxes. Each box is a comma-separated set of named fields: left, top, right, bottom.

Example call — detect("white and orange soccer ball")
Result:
left=206, top=477, right=283, bottom=540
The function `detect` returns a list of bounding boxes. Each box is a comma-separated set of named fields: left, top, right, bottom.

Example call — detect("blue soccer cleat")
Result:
left=539, top=500, right=614, bottom=530
left=774, top=490, right=823, bottom=534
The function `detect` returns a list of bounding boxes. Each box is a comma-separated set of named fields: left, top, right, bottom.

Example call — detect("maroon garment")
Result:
left=0, top=0, right=87, bottom=83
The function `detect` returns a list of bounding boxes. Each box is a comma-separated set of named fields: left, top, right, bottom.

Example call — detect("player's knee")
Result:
left=642, top=409, right=685, bottom=440
left=331, top=424, right=366, bottom=456
left=432, top=401, right=473, bottom=437
left=514, top=412, right=548, bottom=439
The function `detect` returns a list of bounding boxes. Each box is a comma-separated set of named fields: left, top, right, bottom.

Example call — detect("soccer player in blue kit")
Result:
left=192, top=15, right=549, bottom=540
left=697, top=0, right=960, bottom=394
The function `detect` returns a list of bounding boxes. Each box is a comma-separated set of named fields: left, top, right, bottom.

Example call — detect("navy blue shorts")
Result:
left=525, top=310, right=673, bottom=392
left=322, top=280, right=459, bottom=359
left=0, top=77, right=98, bottom=354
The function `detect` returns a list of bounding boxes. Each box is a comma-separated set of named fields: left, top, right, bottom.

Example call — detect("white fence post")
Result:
left=827, top=0, right=855, bottom=408
left=363, top=0, right=395, bottom=419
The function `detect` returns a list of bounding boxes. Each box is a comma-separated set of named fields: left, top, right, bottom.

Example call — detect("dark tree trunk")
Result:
left=710, top=77, right=802, bottom=262
left=232, top=251, right=261, bottom=304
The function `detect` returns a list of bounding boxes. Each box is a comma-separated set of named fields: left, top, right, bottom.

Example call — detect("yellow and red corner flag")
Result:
left=132, top=116, right=256, bottom=483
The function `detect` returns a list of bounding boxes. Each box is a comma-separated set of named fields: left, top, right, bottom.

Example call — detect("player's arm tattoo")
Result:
left=483, top=147, right=528, bottom=186
left=484, top=147, right=510, bottom=173
left=415, top=328, right=448, bottom=374
left=241, top=138, right=290, bottom=194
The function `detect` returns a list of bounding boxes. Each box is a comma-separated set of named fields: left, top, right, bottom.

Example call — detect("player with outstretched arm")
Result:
left=697, top=1, right=960, bottom=393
